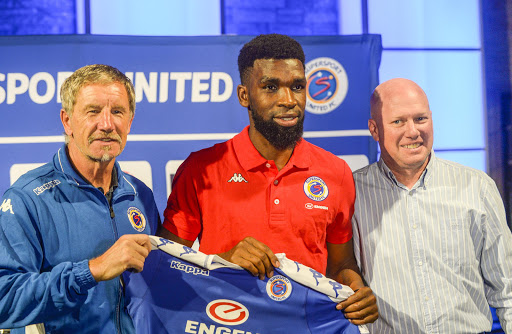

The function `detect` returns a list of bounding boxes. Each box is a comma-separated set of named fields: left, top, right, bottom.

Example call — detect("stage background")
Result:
left=0, top=34, right=382, bottom=211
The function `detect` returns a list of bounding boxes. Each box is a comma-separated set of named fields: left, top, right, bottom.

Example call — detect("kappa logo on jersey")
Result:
left=266, top=275, right=293, bottom=302
left=170, top=260, right=209, bottom=276
left=227, top=173, right=248, bottom=183
left=33, top=179, right=61, bottom=196
left=305, top=57, right=349, bottom=115
left=127, top=207, right=146, bottom=232
left=303, top=176, right=329, bottom=202
left=0, top=199, right=14, bottom=214
left=206, top=299, right=249, bottom=326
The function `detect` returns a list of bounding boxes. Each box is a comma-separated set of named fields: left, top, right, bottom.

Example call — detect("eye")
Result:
left=264, top=84, right=277, bottom=91
left=292, top=84, right=305, bottom=91
left=392, top=120, right=401, bottom=124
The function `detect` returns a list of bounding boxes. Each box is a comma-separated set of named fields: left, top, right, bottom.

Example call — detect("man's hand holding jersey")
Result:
left=217, top=236, right=280, bottom=280
left=89, top=234, right=152, bottom=282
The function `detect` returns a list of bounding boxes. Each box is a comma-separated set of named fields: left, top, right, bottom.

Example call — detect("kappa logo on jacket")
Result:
left=0, top=199, right=14, bottom=214
left=227, top=173, right=248, bottom=183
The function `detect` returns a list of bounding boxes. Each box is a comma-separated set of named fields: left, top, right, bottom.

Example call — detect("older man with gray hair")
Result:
left=0, top=64, right=160, bottom=333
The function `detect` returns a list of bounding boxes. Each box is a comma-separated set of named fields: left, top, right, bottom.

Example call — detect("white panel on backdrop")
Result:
left=379, top=50, right=485, bottom=152
left=89, top=0, right=221, bottom=36
left=338, top=1, right=363, bottom=35
left=368, top=0, right=480, bottom=48
left=165, top=160, right=185, bottom=198
left=338, top=155, right=369, bottom=172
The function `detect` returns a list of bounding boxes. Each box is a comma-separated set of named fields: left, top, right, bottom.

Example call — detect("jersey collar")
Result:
left=233, top=126, right=311, bottom=171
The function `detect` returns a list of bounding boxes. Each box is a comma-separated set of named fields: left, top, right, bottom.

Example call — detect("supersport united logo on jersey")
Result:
left=303, top=176, right=329, bottom=202
left=127, top=207, right=146, bottom=232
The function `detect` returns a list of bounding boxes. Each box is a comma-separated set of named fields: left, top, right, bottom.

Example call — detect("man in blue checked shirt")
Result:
left=351, top=78, right=512, bottom=333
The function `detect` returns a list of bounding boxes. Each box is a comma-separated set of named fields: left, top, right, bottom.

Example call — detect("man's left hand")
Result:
left=336, top=286, right=378, bottom=325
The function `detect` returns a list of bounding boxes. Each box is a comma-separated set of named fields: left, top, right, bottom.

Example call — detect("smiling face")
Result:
left=61, top=82, right=134, bottom=165
left=237, top=58, right=307, bottom=150
left=369, top=79, right=433, bottom=176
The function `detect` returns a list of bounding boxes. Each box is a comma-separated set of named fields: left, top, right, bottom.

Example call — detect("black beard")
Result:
left=251, top=107, right=304, bottom=150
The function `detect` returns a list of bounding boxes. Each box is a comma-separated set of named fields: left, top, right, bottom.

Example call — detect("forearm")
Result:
left=327, top=259, right=366, bottom=291
left=0, top=260, right=95, bottom=328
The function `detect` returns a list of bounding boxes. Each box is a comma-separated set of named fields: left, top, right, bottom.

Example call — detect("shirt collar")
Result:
left=378, top=150, right=436, bottom=190
left=55, top=144, right=122, bottom=190
left=233, top=126, right=311, bottom=171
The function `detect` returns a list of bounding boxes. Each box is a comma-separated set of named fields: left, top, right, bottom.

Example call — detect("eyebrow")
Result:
left=83, top=104, right=127, bottom=112
left=259, top=76, right=307, bottom=85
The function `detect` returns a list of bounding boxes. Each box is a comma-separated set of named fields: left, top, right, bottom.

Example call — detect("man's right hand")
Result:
left=89, top=234, right=152, bottom=282
left=217, top=237, right=279, bottom=280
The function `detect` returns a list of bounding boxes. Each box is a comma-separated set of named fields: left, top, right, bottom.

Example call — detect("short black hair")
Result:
left=238, top=34, right=306, bottom=84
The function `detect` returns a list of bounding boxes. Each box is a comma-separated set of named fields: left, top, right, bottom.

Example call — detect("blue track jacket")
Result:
left=0, top=146, right=160, bottom=333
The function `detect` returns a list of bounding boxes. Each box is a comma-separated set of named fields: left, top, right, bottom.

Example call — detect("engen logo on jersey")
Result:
left=127, top=207, right=146, bottom=232
left=303, top=176, right=329, bottom=202
left=266, top=275, right=292, bottom=302
left=305, top=57, right=349, bottom=115
left=206, top=299, right=249, bottom=326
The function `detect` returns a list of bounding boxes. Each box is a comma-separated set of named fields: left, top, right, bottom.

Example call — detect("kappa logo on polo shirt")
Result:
left=227, top=173, right=248, bottom=183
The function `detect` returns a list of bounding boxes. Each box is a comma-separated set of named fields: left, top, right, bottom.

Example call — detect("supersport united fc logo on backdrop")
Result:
left=305, top=57, right=349, bottom=115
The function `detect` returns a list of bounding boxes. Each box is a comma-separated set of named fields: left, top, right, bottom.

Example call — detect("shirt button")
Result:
left=274, top=199, right=280, bottom=205
left=425, top=296, right=430, bottom=301
left=274, top=180, right=279, bottom=185
left=418, top=261, right=423, bottom=266
left=412, top=224, right=417, bottom=229
left=266, top=163, right=271, bottom=168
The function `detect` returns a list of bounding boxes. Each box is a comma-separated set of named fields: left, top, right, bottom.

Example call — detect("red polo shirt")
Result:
left=163, top=126, right=355, bottom=274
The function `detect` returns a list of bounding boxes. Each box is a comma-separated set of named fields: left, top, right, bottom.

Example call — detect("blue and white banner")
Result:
left=0, top=34, right=382, bottom=211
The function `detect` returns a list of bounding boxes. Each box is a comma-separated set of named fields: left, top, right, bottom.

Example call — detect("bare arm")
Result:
left=326, top=241, right=378, bottom=325
left=157, top=224, right=194, bottom=248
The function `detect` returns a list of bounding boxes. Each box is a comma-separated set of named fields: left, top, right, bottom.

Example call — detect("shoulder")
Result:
left=352, top=161, right=378, bottom=180
left=7, top=162, right=61, bottom=195
left=120, top=171, right=153, bottom=194
left=434, top=157, right=493, bottom=183
left=179, top=140, right=233, bottom=172
left=302, top=140, right=351, bottom=169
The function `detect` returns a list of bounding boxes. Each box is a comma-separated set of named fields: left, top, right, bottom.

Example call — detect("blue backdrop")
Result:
left=0, top=34, right=382, bottom=211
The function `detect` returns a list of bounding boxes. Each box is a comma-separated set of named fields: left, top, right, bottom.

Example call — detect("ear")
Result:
left=127, top=113, right=134, bottom=134
left=237, top=84, right=249, bottom=108
left=61, top=109, right=73, bottom=137
left=368, top=119, right=379, bottom=142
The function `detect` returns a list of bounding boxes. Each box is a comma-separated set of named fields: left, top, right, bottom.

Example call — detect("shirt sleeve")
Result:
left=326, top=160, right=355, bottom=244
left=0, top=188, right=97, bottom=328
left=162, top=153, right=203, bottom=242
left=479, top=177, right=512, bottom=332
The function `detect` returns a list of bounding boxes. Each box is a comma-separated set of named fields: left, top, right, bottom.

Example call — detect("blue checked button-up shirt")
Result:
left=352, top=152, right=512, bottom=333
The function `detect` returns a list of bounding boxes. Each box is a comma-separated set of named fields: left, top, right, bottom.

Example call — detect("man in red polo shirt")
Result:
left=158, top=34, right=377, bottom=325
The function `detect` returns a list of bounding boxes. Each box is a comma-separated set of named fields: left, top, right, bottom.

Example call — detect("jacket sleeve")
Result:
left=478, top=178, right=512, bottom=333
left=0, top=188, right=97, bottom=328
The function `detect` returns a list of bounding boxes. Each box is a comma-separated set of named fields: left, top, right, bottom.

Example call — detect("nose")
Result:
left=278, top=88, right=296, bottom=109
left=98, top=110, right=115, bottom=132
left=405, top=121, right=420, bottom=138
